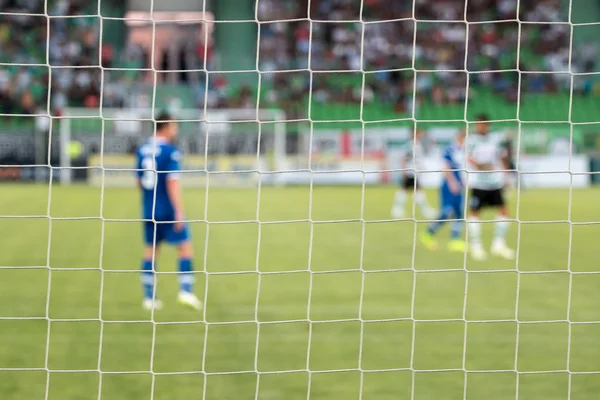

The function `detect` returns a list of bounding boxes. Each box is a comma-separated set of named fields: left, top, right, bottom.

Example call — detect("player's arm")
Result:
left=500, top=147, right=511, bottom=169
left=444, top=161, right=461, bottom=190
left=135, top=152, right=143, bottom=189
left=166, top=178, right=184, bottom=229
left=400, top=147, right=410, bottom=176
left=467, top=154, right=493, bottom=171
left=166, top=150, right=184, bottom=230
left=467, top=144, right=493, bottom=171
left=499, top=147, right=513, bottom=188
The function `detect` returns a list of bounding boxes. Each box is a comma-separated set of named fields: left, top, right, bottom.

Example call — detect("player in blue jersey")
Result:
left=136, top=112, right=202, bottom=311
left=420, top=130, right=467, bottom=252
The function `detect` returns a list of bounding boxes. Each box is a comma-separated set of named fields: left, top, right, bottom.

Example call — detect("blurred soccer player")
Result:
left=467, top=114, right=515, bottom=261
left=420, top=130, right=467, bottom=252
left=136, top=112, right=202, bottom=311
left=391, top=129, right=436, bottom=219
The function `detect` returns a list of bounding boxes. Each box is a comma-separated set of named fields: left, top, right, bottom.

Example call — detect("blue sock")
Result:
left=427, top=208, right=451, bottom=235
left=141, top=260, right=156, bottom=300
left=178, top=258, right=194, bottom=293
left=451, top=221, right=463, bottom=240
left=451, top=207, right=464, bottom=240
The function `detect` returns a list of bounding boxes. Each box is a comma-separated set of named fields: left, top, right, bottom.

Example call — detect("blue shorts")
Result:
left=143, top=221, right=190, bottom=246
left=441, top=187, right=464, bottom=219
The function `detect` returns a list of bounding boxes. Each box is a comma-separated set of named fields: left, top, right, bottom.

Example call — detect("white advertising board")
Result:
left=277, top=158, right=386, bottom=185
left=275, top=155, right=590, bottom=187
left=89, top=155, right=268, bottom=187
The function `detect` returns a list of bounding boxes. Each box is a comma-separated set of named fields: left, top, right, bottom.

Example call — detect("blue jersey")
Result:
left=441, top=142, right=465, bottom=193
left=135, top=137, right=181, bottom=222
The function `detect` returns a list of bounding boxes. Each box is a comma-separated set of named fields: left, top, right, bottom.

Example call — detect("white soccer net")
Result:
left=1, top=0, right=599, bottom=399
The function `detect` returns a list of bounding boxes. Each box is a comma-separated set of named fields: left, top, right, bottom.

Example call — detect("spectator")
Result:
left=0, top=0, right=590, bottom=124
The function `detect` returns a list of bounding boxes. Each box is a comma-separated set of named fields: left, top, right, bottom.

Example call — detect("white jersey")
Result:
left=402, top=139, right=426, bottom=177
left=467, top=133, right=506, bottom=190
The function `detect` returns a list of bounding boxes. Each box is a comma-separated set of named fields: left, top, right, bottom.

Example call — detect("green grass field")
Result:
left=1, top=184, right=600, bottom=400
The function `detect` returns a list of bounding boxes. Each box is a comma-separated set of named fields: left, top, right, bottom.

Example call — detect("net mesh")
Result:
left=0, top=0, right=599, bottom=399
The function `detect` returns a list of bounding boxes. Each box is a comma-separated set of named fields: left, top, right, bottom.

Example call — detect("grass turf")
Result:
left=0, top=184, right=600, bottom=399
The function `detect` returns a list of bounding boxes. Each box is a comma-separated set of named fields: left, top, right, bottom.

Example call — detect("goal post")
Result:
left=57, top=108, right=287, bottom=187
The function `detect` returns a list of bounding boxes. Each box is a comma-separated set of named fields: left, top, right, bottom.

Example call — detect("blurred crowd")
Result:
left=0, top=0, right=213, bottom=119
left=0, top=0, right=597, bottom=122
left=257, top=0, right=597, bottom=114
left=0, top=0, right=128, bottom=118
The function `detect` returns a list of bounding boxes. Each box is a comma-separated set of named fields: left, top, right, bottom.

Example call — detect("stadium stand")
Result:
left=0, top=0, right=599, bottom=134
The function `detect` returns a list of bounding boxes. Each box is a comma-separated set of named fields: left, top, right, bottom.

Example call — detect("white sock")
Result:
left=468, top=217, right=482, bottom=246
left=414, top=191, right=431, bottom=213
left=493, top=215, right=509, bottom=246
left=394, top=190, right=407, bottom=209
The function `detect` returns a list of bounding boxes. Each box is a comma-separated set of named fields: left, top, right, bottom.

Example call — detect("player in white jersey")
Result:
left=467, top=114, right=515, bottom=261
left=391, top=129, right=436, bottom=219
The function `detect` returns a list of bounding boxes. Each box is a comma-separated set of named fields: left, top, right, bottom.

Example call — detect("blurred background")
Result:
left=2, top=3, right=600, bottom=400
left=0, top=0, right=600, bottom=183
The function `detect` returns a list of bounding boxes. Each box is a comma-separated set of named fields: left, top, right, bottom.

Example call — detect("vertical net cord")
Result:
left=200, top=178, right=211, bottom=400
left=253, top=1, right=264, bottom=397
left=96, top=0, right=108, bottom=398
left=147, top=1, right=159, bottom=398
left=305, top=1, right=315, bottom=397
left=42, top=0, right=53, bottom=397
left=460, top=0, right=471, bottom=396
left=200, top=1, right=210, bottom=399
left=356, top=0, right=367, bottom=397
left=513, top=1, right=524, bottom=396
left=408, top=1, right=419, bottom=398
left=565, top=0, right=576, bottom=396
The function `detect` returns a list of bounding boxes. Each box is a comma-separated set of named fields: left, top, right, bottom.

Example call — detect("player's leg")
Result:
left=391, top=178, right=409, bottom=218
left=176, top=240, right=202, bottom=310
left=141, top=221, right=163, bottom=310
left=420, top=188, right=451, bottom=250
left=490, top=190, right=515, bottom=259
left=414, top=190, right=435, bottom=219
left=467, top=190, right=487, bottom=260
left=413, top=177, right=436, bottom=219
left=447, top=194, right=466, bottom=252
left=167, top=223, right=202, bottom=310
left=177, top=240, right=194, bottom=294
